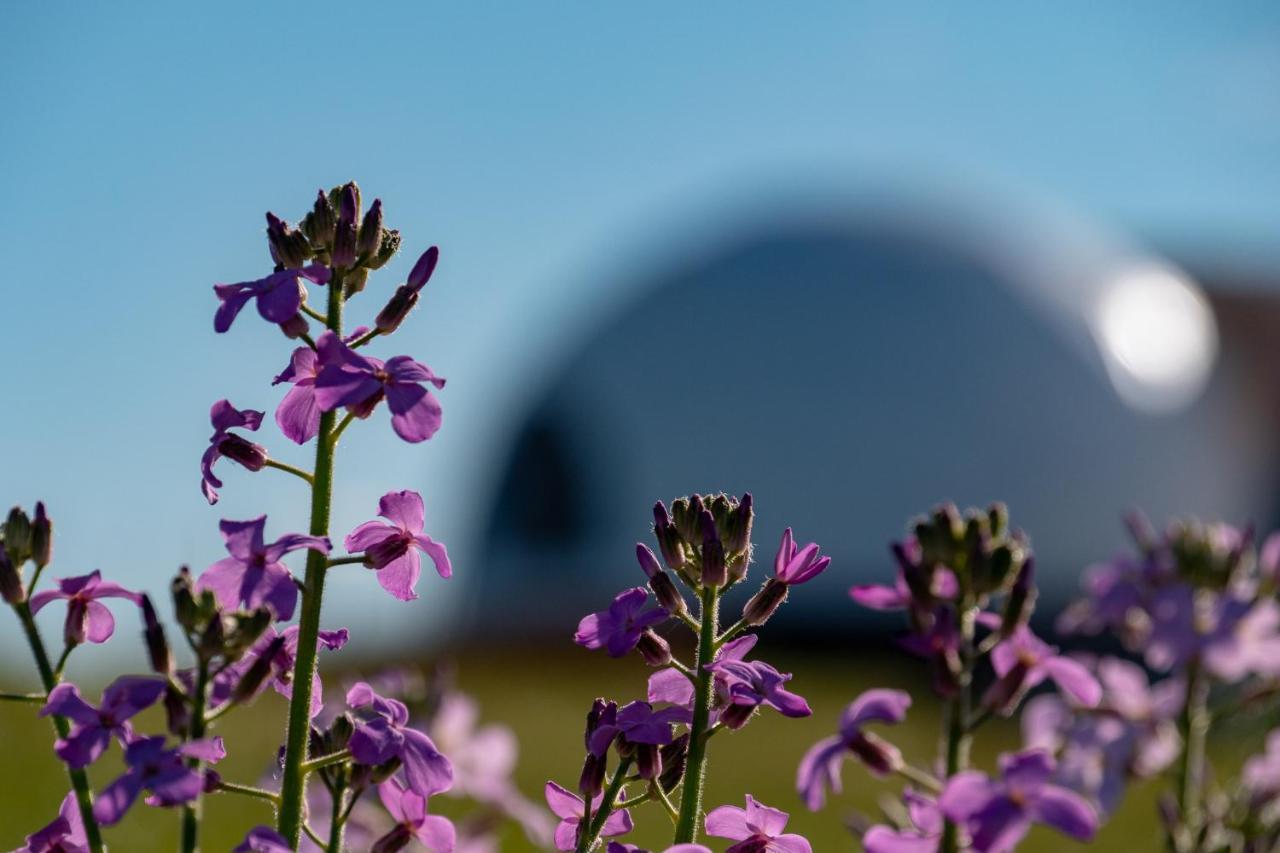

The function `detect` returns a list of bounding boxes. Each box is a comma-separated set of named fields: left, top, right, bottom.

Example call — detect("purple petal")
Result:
left=92, top=770, right=145, bottom=825
left=345, top=520, right=398, bottom=552
left=841, top=688, right=911, bottom=733
left=704, top=804, right=751, bottom=841
left=264, top=533, right=331, bottom=562
left=275, top=384, right=321, bottom=445
left=599, top=807, right=633, bottom=838
left=849, top=583, right=907, bottom=611
left=796, top=736, right=846, bottom=811
left=544, top=781, right=583, bottom=820
left=416, top=814, right=456, bottom=851
left=376, top=549, right=422, bottom=601
left=385, top=356, right=446, bottom=389
left=400, top=729, right=454, bottom=798
left=939, top=771, right=998, bottom=821
left=102, top=676, right=167, bottom=720
left=55, top=727, right=113, bottom=769
left=350, top=718, right=400, bottom=766
left=1029, top=784, right=1097, bottom=841
left=83, top=601, right=115, bottom=644
left=213, top=285, right=254, bottom=333
left=648, top=668, right=695, bottom=707
left=41, top=684, right=99, bottom=726
left=314, top=364, right=382, bottom=412
left=863, top=826, right=938, bottom=853
left=386, top=383, right=443, bottom=443
left=196, top=557, right=246, bottom=612
left=1042, top=657, right=1103, bottom=707
left=377, top=489, right=424, bottom=532
left=415, top=535, right=452, bottom=579
left=255, top=273, right=304, bottom=323
left=743, top=794, right=789, bottom=836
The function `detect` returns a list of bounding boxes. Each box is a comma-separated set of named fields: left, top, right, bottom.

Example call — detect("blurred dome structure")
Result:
left=468, top=197, right=1280, bottom=639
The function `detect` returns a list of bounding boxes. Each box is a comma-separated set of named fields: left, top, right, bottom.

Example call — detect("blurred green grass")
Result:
left=0, top=645, right=1249, bottom=850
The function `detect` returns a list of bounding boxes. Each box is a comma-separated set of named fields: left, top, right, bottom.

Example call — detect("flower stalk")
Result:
left=939, top=598, right=975, bottom=853
left=575, top=756, right=633, bottom=853
left=180, top=658, right=210, bottom=853
left=673, top=586, right=719, bottom=844
left=1173, top=659, right=1209, bottom=850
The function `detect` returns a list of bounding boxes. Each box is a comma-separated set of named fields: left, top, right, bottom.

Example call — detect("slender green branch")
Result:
left=215, top=781, right=279, bottom=803
left=301, top=749, right=352, bottom=774
left=298, top=332, right=318, bottom=350
left=652, top=782, right=680, bottom=823
left=673, top=587, right=719, bottom=844
left=575, top=757, right=633, bottom=853
left=13, top=601, right=105, bottom=853
left=263, top=458, right=315, bottom=485
left=661, top=659, right=693, bottom=678
left=24, top=564, right=46, bottom=599
left=329, top=412, right=356, bottom=446
left=180, top=658, right=210, bottom=853
left=897, top=763, right=942, bottom=793
left=716, top=618, right=747, bottom=646
left=326, top=555, right=366, bottom=568
left=277, top=269, right=344, bottom=846
left=0, top=690, right=46, bottom=703
left=302, top=821, right=327, bottom=848
left=53, top=643, right=76, bottom=680
left=675, top=611, right=701, bottom=633
left=300, top=303, right=327, bottom=323
left=348, top=328, right=379, bottom=349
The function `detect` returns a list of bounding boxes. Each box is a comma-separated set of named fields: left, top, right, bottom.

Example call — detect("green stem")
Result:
left=576, top=757, right=633, bottom=853
left=181, top=659, right=210, bottom=853
left=263, top=458, right=315, bottom=485
left=940, top=601, right=975, bottom=853
left=277, top=271, right=344, bottom=846
left=348, top=328, right=379, bottom=349
left=327, top=772, right=349, bottom=853
left=326, top=555, right=366, bottom=568
left=0, top=690, right=46, bottom=703
left=673, top=587, right=718, bottom=844
left=14, top=601, right=105, bottom=853
left=215, top=781, right=279, bottom=803
left=1174, top=659, right=1209, bottom=849
left=302, top=749, right=352, bottom=773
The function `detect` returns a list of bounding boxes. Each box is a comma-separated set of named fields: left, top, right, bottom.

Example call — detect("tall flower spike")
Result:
left=344, top=490, right=452, bottom=601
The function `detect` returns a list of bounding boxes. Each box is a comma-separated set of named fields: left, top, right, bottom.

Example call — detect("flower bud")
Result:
left=725, top=492, right=753, bottom=557
left=218, top=434, right=267, bottom=472
left=302, top=189, right=337, bottom=249
left=265, top=212, right=312, bottom=269
left=636, top=544, right=663, bottom=580
left=675, top=495, right=705, bottom=544
left=578, top=752, right=606, bottom=798
left=0, top=543, right=24, bottom=604
left=999, top=558, right=1037, bottom=637
left=164, top=685, right=190, bottom=735
left=278, top=313, right=309, bottom=340
left=742, top=577, right=788, bottom=627
left=988, top=502, right=1009, bottom=538
left=849, top=731, right=903, bottom=776
left=649, top=573, right=688, bottom=618
left=338, top=182, right=360, bottom=227
left=653, top=503, right=686, bottom=571
left=31, top=502, right=52, bottom=569
left=635, top=743, right=662, bottom=780
left=172, top=568, right=200, bottom=632
left=407, top=246, right=440, bottom=291
left=636, top=629, right=672, bottom=666
left=370, top=756, right=403, bottom=784
left=343, top=267, right=370, bottom=298
left=330, top=713, right=355, bottom=753
left=700, top=510, right=726, bottom=587
left=659, top=733, right=688, bottom=792
left=140, top=595, right=171, bottom=673
left=371, top=825, right=413, bottom=853
left=198, top=613, right=226, bottom=661
left=374, top=284, right=419, bottom=335
left=585, top=698, right=610, bottom=750
left=332, top=220, right=358, bottom=269
left=356, top=198, right=383, bottom=261
left=3, top=507, right=32, bottom=566
left=224, top=607, right=273, bottom=661
left=231, top=635, right=286, bottom=704
left=366, top=229, right=402, bottom=270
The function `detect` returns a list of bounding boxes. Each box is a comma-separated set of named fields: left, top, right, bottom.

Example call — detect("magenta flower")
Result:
left=545, top=781, right=633, bottom=851
left=587, top=701, right=691, bottom=753
left=200, top=399, right=266, bottom=504
left=18, top=792, right=87, bottom=853
left=344, top=490, right=452, bottom=601
left=797, top=688, right=911, bottom=810
left=312, top=336, right=446, bottom=443
left=990, top=626, right=1102, bottom=709
left=30, top=570, right=142, bottom=646
left=863, top=788, right=943, bottom=853
left=705, top=795, right=812, bottom=853
left=197, top=516, right=330, bottom=621
left=40, top=676, right=166, bottom=768
left=705, top=657, right=811, bottom=728
left=773, top=528, right=831, bottom=585
left=347, top=682, right=454, bottom=798
left=234, top=827, right=292, bottom=853
left=215, top=624, right=348, bottom=717
left=92, top=736, right=226, bottom=825
left=575, top=588, right=667, bottom=657
left=939, top=749, right=1097, bottom=852
left=648, top=634, right=756, bottom=715
left=213, top=263, right=329, bottom=333
left=271, top=328, right=370, bottom=445
left=374, top=777, right=457, bottom=853
left=1243, top=729, right=1280, bottom=803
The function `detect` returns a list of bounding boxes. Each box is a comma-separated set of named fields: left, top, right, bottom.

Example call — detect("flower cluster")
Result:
left=553, top=494, right=823, bottom=850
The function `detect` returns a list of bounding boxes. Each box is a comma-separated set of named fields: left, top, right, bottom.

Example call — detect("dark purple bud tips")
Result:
left=217, top=434, right=267, bottom=472
left=743, top=577, right=789, bottom=627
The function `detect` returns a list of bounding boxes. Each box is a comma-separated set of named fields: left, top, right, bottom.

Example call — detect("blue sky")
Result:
left=2, top=2, right=1279, bottom=658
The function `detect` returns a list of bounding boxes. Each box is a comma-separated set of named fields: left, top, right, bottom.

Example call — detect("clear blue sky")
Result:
left=2, top=2, right=1279, bottom=659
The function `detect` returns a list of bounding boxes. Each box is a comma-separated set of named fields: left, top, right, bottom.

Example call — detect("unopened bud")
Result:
left=199, top=614, right=226, bottom=660
left=999, top=559, right=1037, bottom=636
left=218, top=434, right=267, bottom=472
left=265, top=212, right=312, bottom=269
left=231, top=636, right=286, bottom=703
left=635, top=743, right=662, bottom=780
left=407, top=246, right=440, bottom=291
left=675, top=495, right=705, bottom=544
left=849, top=732, right=903, bottom=776
left=343, top=267, right=370, bottom=298
left=636, top=630, right=672, bottom=666
left=338, top=182, right=360, bottom=227
left=140, top=595, right=171, bottom=673
left=725, top=493, right=753, bottom=557
left=303, top=189, right=337, bottom=249
left=371, top=825, right=413, bottom=853
left=366, top=229, right=402, bottom=270
left=31, top=502, right=52, bottom=569
left=375, top=284, right=419, bottom=335
left=700, top=510, right=726, bottom=587
left=371, top=756, right=403, bottom=784
left=224, top=608, right=273, bottom=661
left=742, top=577, right=789, bottom=627
left=649, top=573, right=687, bottom=618
left=0, top=544, right=24, bottom=604
left=988, top=502, right=1009, bottom=538
left=329, top=713, right=355, bottom=752
left=659, top=733, right=688, bottom=792
left=356, top=198, right=383, bottom=260
left=4, top=507, right=32, bottom=566
left=636, top=544, right=663, bottom=579
left=172, top=568, right=199, bottom=632
left=278, top=312, right=309, bottom=340
left=332, top=220, right=358, bottom=268
left=653, top=503, right=686, bottom=571
left=578, top=752, right=606, bottom=798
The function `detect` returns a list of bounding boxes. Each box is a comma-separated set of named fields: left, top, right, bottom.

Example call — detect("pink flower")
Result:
left=344, top=490, right=452, bottom=601
left=30, top=570, right=142, bottom=645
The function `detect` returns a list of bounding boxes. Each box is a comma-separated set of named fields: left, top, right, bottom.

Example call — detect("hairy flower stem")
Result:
left=673, top=586, right=720, bottom=844
left=13, top=601, right=106, bottom=853
left=278, top=271, right=345, bottom=846
left=940, top=600, right=976, bottom=853
left=576, top=757, right=633, bottom=853
left=326, top=772, right=348, bottom=853
left=180, top=659, right=210, bottom=853
left=1174, top=659, right=1209, bottom=850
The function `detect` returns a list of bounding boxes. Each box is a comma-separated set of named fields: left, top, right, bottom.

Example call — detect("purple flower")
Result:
left=40, top=676, right=166, bottom=768
left=648, top=634, right=758, bottom=725
left=705, top=656, right=811, bottom=729
left=312, top=336, right=446, bottom=443
left=1243, top=729, right=1280, bottom=803
left=773, top=528, right=831, bottom=585
left=939, top=749, right=1097, bottom=852
left=212, top=624, right=349, bottom=717
left=587, top=701, right=691, bottom=753
left=544, top=781, right=633, bottom=852
left=374, top=777, right=457, bottom=853
left=989, top=626, right=1102, bottom=710
left=213, top=264, right=330, bottom=333
left=344, top=490, right=452, bottom=601
left=271, top=328, right=371, bottom=444
left=92, top=736, right=225, bottom=825
left=18, top=792, right=87, bottom=853
left=797, top=688, right=911, bottom=810
left=347, top=682, right=454, bottom=797
left=863, top=788, right=943, bottom=853
left=705, top=794, right=812, bottom=853
left=234, top=827, right=293, bottom=853
left=376, top=247, right=440, bottom=334
left=1200, top=597, right=1280, bottom=682
left=575, top=588, right=667, bottom=657
left=29, top=570, right=142, bottom=646
left=850, top=541, right=959, bottom=612
left=196, top=516, right=330, bottom=621
left=200, top=400, right=266, bottom=504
